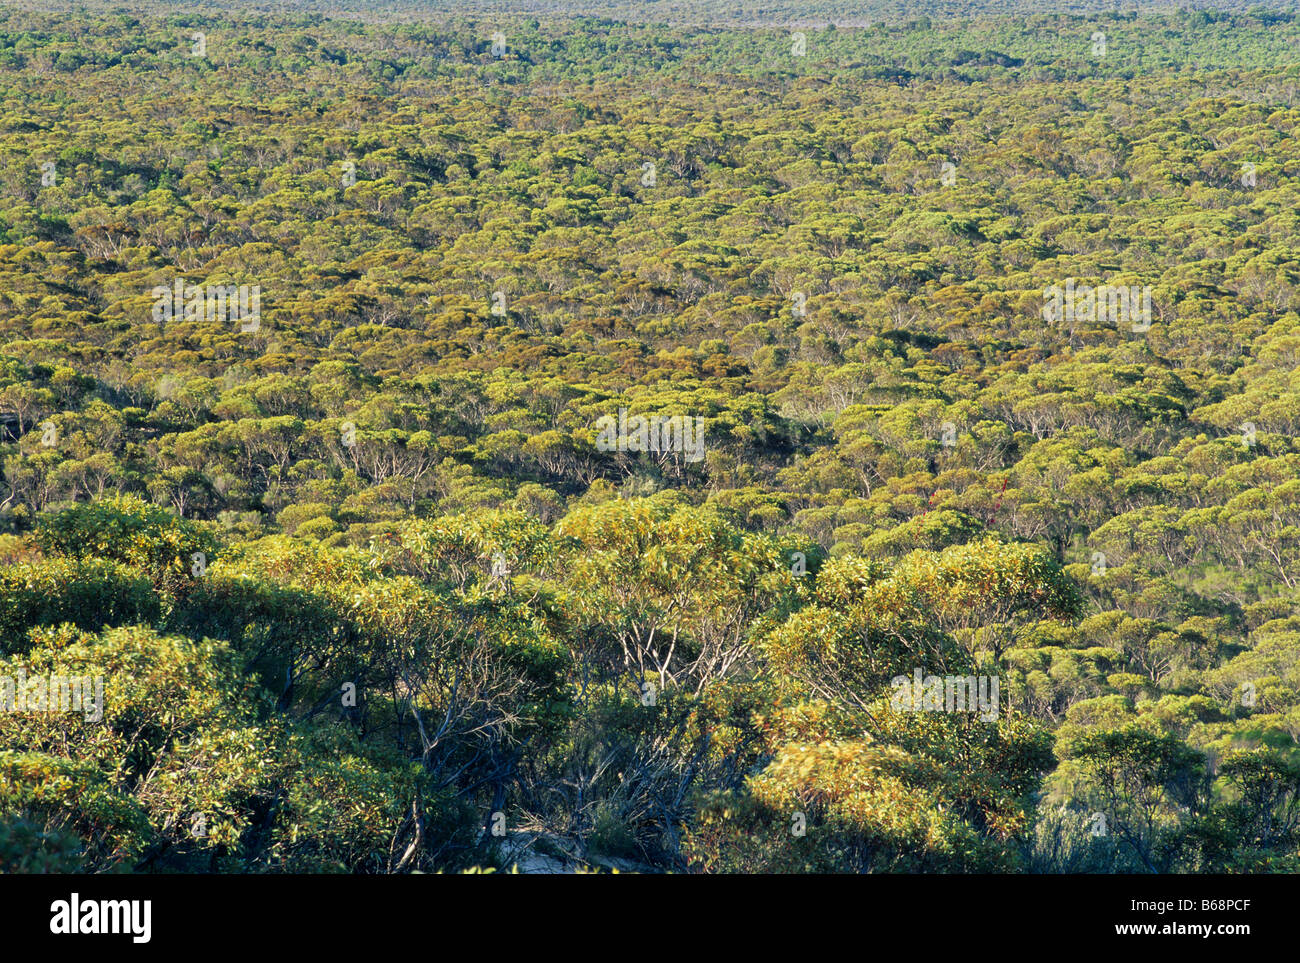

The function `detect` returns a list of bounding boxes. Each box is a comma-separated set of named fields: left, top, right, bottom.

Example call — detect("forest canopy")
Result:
left=0, top=0, right=1297, bottom=874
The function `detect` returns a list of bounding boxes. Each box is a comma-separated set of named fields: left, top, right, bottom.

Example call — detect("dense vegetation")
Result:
left=0, top=1, right=1298, bottom=873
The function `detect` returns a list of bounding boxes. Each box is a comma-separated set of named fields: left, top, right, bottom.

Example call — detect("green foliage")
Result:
left=0, top=4, right=1296, bottom=874
left=0, top=557, right=158, bottom=650
left=35, top=495, right=218, bottom=599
